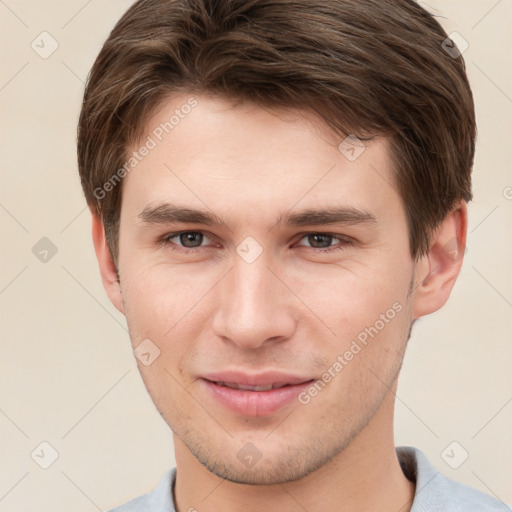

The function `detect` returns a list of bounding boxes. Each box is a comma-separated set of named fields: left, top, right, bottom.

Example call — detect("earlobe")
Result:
left=412, top=202, right=468, bottom=319
left=91, top=212, right=125, bottom=315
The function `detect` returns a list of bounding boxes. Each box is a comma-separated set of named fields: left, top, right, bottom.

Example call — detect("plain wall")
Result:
left=1, top=0, right=511, bottom=510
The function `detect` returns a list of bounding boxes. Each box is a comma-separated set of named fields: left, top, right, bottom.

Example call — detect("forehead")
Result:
left=120, top=93, right=402, bottom=227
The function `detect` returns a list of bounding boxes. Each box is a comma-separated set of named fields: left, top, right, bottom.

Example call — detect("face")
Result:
left=114, top=93, right=420, bottom=484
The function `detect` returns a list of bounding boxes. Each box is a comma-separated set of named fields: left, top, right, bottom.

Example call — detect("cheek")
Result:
left=121, top=264, right=203, bottom=409
left=120, top=261, right=218, bottom=379
left=122, top=262, right=201, bottom=325
left=289, top=259, right=410, bottom=342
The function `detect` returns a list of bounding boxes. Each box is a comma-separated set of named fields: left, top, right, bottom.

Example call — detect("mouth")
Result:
left=212, top=381, right=296, bottom=391
left=200, top=371, right=315, bottom=416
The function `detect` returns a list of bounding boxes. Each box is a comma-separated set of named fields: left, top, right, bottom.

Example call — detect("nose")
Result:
left=211, top=254, right=297, bottom=350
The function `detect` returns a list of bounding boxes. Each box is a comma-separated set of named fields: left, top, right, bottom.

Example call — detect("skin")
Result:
left=92, top=93, right=467, bottom=512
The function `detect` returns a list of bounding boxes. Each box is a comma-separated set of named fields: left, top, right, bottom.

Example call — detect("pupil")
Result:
left=310, top=234, right=331, bottom=248
left=180, top=232, right=202, bottom=248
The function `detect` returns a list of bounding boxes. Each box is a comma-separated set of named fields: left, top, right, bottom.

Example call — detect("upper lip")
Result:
left=202, top=371, right=313, bottom=388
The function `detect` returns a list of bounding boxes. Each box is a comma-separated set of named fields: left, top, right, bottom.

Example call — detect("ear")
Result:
left=91, top=212, right=125, bottom=315
left=412, top=201, right=468, bottom=319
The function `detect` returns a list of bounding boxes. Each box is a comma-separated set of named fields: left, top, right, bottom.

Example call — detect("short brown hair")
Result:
left=77, top=0, right=476, bottom=267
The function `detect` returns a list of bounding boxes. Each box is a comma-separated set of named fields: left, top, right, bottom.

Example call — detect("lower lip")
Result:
left=201, top=379, right=314, bottom=417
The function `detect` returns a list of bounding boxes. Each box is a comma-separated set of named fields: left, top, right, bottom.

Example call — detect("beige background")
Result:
left=1, top=0, right=511, bottom=510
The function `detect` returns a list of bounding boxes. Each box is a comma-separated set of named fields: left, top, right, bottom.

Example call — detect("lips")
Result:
left=200, top=371, right=314, bottom=416
left=203, top=370, right=312, bottom=388
left=214, top=382, right=288, bottom=391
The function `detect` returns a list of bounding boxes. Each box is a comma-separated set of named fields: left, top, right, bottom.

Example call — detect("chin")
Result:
left=186, top=435, right=339, bottom=485
left=202, top=459, right=318, bottom=485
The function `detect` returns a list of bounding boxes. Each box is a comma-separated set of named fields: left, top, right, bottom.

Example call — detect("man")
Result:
left=77, top=0, right=509, bottom=510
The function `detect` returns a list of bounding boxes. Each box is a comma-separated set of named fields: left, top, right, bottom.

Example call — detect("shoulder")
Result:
left=107, top=468, right=177, bottom=512
left=397, top=446, right=511, bottom=512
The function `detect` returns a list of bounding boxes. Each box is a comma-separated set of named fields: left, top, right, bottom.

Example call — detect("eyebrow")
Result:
left=137, top=203, right=377, bottom=229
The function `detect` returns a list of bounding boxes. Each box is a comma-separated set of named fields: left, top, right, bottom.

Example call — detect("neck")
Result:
left=173, top=389, right=415, bottom=512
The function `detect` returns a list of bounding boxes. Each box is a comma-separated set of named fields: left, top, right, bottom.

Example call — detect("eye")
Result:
left=159, top=231, right=354, bottom=254
left=160, top=231, right=214, bottom=251
left=296, top=233, right=353, bottom=252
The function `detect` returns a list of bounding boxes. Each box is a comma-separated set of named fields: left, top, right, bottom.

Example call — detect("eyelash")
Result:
left=158, top=231, right=354, bottom=254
